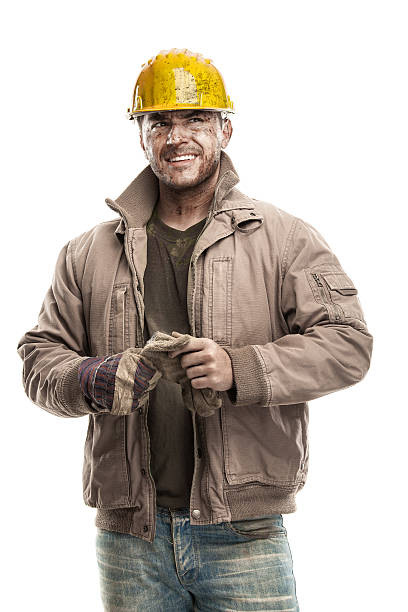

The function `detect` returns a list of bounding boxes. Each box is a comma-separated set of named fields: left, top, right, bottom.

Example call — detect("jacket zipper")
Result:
left=123, top=416, right=132, bottom=503
left=311, top=272, right=342, bottom=322
left=119, top=285, right=127, bottom=347
left=122, top=230, right=157, bottom=524
left=187, top=215, right=213, bottom=520
left=189, top=214, right=212, bottom=336
left=118, top=231, right=145, bottom=507
left=311, top=273, right=326, bottom=299
left=118, top=285, right=133, bottom=503
left=312, top=272, right=336, bottom=303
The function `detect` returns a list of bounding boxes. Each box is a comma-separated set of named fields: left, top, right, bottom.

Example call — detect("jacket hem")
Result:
left=225, top=484, right=298, bottom=519
left=95, top=508, right=135, bottom=534
left=92, top=483, right=299, bottom=540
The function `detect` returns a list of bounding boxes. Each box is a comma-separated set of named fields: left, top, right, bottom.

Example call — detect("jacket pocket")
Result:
left=221, top=401, right=308, bottom=487
left=109, top=283, right=132, bottom=354
left=208, top=257, right=232, bottom=346
left=305, top=265, right=366, bottom=324
left=82, top=413, right=131, bottom=507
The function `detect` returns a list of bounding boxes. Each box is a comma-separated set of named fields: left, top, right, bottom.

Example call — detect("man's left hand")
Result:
left=169, top=334, right=233, bottom=392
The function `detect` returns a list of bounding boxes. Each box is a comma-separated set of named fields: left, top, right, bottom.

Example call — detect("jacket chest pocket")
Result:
left=207, top=257, right=232, bottom=346
left=109, top=283, right=137, bottom=354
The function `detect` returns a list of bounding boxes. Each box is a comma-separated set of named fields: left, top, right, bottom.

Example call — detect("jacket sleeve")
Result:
left=224, top=217, right=373, bottom=407
left=17, top=238, right=100, bottom=418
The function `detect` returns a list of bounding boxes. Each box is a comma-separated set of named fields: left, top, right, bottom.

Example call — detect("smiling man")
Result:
left=140, top=109, right=229, bottom=189
left=138, top=108, right=232, bottom=229
left=18, top=48, right=373, bottom=611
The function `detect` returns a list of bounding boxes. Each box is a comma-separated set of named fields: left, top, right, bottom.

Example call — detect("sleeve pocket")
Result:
left=319, top=272, right=358, bottom=296
left=306, top=266, right=366, bottom=324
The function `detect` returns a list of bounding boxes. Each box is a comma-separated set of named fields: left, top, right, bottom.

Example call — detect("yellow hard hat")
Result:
left=127, top=48, right=234, bottom=119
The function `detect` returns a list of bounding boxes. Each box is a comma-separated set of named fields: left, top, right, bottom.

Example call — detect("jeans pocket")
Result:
left=223, top=514, right=287, bottom=540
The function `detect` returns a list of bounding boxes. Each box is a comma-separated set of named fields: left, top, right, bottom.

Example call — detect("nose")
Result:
left=166, top=122, right=189, bottom=145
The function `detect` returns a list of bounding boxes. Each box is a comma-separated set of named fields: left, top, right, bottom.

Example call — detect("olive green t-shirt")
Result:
left=143, top=205, right=206, bottom=509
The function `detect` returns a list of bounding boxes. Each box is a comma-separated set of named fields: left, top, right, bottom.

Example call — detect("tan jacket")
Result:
left=17, top=152, right=373, bottom=542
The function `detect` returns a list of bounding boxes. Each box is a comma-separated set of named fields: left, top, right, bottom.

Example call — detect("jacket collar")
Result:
left=106, top=151, right=252, bottom=235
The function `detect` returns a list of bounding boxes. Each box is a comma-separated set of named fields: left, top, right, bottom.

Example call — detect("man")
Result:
left=18, top=48, right=373, bottom=611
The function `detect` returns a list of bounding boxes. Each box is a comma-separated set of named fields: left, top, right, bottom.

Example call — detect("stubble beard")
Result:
left=148, top=144, right=223, bottom=191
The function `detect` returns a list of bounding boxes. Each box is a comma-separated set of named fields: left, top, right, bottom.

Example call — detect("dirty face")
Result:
left=139, top=110, right=232, bottom=189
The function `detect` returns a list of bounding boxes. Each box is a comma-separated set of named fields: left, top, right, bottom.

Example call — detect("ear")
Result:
left=221, top=119, right=233, bottom=149
left=139, top=131, right=145, bottom=154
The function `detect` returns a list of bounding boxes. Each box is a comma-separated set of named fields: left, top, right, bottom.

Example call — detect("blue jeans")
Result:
left=96, top=506, right=299, bottom=611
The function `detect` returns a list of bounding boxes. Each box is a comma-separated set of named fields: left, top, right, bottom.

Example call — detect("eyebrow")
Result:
left=181, top=111, right=208, bottom=118
left=147, top=110, right=210, bottom=122
left=148, top=112, right=166, bottom=121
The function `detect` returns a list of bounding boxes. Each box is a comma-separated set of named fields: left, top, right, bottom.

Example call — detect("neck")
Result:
left=156, top=164, right=220, bottom=230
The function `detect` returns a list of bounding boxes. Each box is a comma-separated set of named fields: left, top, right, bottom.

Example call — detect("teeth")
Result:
left=169, top=155, right=196, bottom=162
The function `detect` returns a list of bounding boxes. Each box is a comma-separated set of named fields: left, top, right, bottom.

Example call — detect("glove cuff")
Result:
left=78, top=354, right=122, bottom=411
left=111, top=352, right=162, bottom=416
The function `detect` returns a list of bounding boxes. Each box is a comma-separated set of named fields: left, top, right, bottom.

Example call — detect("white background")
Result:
left=2, top=1, right=407, bottom=610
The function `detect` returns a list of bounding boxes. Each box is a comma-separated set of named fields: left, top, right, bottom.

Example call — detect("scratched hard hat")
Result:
left=127, top=48, right=234, bottom=118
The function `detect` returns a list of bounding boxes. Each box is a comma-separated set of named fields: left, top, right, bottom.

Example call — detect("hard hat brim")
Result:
left=127, top=105, right=235, bottom=120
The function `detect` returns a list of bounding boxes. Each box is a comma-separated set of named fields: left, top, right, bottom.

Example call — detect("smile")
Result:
left=167, top=155, right=198, bottom=163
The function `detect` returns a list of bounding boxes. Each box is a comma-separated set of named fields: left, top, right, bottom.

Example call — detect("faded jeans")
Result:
left=96, top=505, right=300, bottom=611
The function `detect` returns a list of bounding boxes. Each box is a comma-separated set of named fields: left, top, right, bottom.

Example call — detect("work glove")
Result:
left=78, top=351, right=161, bottom=416
left=78, top=331, right=222, bottom=418
left=123, top=331, right=222, bottom=417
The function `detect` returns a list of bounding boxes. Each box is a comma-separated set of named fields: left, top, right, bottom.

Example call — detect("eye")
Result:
left=152, top=121, right=167, bottom=129
left=189, top=116, right=203, bottom=123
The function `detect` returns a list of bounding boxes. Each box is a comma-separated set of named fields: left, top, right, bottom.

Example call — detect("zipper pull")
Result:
left=312, top=273, right=323, bottom=287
